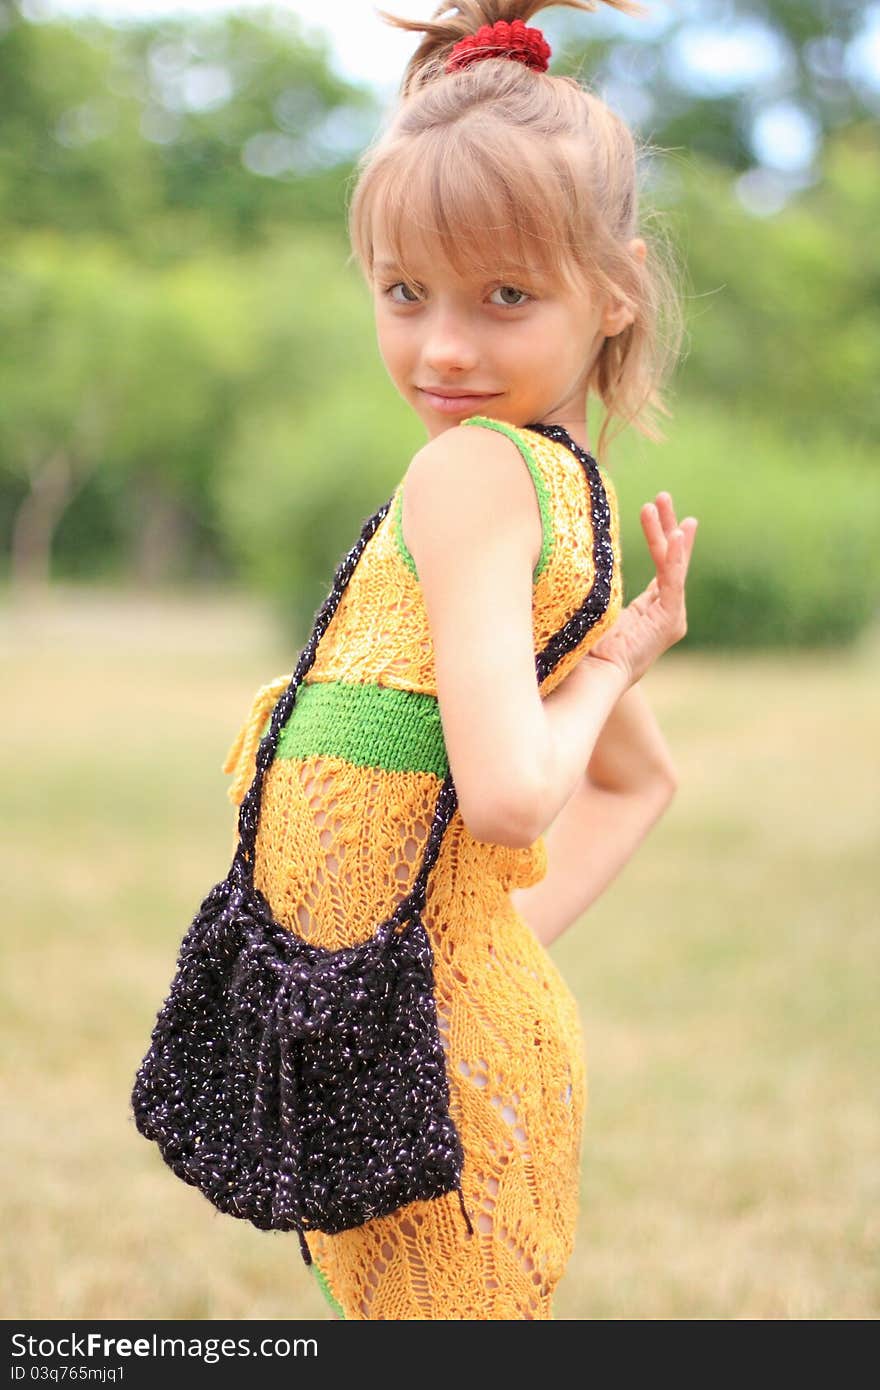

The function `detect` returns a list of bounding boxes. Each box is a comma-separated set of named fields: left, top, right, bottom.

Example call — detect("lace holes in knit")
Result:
left=359, top=1239, right=398, bottom=1318
left=476, top=1170, right=499, bottom=1241
left=294, top=900, right=316, bottom=939
left=434, top=990, right=452, bottom=1054
left=487, top=1088, right=528, bottom=1150
left=288, top=754, right=351, bottom=940
left=402, top=816, right=428, bottom=863
left=459, top=1057, right=489, bottom=1088
left=398, top=1212, right=432, bottom=1314
left=498, top=1225, right=545, bottom=1312
left=297, top=755, right=325, bottom=799
left=360, top=1276, right=379, bottom=1319
left=297, top=756, right=345, bottom=878
left=395, top=815, right=428, bottom=896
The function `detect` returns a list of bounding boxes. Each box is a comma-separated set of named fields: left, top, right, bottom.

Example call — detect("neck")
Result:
left=528, top=416, right=593, bottom=457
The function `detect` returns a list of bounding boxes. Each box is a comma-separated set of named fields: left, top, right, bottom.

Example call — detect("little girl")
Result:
left=223, top=0, right=697, bottom=1320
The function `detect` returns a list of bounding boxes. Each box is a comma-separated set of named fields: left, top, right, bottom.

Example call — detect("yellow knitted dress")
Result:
left=222, top=415, right=623, bottom=1320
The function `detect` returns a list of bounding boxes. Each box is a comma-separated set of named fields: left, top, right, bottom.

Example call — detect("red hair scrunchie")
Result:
left=445, top=18, right=552, bottom=75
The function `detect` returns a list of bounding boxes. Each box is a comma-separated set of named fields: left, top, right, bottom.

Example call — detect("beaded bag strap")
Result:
left=230, top=423, right=616, bottom=933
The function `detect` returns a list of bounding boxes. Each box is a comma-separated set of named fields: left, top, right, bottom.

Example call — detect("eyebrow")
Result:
left=373, top=258, right=549, bottom=283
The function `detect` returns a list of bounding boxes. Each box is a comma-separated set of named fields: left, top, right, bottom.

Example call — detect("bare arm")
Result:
left=402, top=426, right=631, bottom=849
left=516, top=488, right=697, bottom=919
left=511, top=683, right=678, bottom=947
left=403, top=428, right=695, bottom=850
left=586, top=679, right=678, bottom=792
left=530, top=653, right=632, bottom=833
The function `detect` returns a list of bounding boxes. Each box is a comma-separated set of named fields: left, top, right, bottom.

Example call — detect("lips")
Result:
left=418, top=388, right=502, bottom=414
left=419, top=388, right=496, bottom=398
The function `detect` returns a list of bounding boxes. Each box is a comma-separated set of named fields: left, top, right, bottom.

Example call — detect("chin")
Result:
left=425, top=421, right=455, bottom=440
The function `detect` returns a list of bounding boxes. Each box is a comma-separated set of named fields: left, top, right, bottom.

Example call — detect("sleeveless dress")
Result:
left=221, top=415, right=623, bottom=1320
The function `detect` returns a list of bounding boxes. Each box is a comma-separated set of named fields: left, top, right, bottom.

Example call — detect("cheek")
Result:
left=496, top=317, right=551, bottom=368
left=374, top=316, right=401, bottom=368
left=375, top=311, right=409, bottom=360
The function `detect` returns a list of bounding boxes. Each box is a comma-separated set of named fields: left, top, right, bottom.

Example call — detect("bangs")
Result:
left=363, top=124, right=590, bottom=294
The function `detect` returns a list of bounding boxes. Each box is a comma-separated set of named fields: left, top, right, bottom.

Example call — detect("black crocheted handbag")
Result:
left=129, top=423, right=615, bottom=1268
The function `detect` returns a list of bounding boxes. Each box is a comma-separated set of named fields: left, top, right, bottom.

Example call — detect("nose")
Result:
left=421, top=304, right=480, bottom=376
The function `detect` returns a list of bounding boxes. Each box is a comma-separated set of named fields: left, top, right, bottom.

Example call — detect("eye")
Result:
left=382, top=281, right=421, bottom=304
left=490, top=284, right=531, bottom=308
left=379, top=280, right=532, bottom=307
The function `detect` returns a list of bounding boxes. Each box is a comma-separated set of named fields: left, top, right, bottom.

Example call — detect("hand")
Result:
left=584, top=492, right=698, bottom=690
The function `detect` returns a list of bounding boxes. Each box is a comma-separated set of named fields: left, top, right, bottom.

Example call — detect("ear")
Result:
left=602, top=237, right=647, bottom=336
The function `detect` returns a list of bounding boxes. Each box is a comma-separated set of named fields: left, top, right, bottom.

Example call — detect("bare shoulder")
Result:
left=400, top=422, right=543, bottom=580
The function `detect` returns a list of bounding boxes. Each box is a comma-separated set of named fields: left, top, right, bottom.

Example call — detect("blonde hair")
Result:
left=345, top=0, right=687, bottom=465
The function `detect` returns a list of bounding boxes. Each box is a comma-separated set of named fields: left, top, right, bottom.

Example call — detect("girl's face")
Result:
left=371, top=224, right=642, bottom=446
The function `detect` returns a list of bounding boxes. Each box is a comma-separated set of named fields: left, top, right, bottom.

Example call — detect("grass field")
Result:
left=3, top=585, right=878, bottom=1320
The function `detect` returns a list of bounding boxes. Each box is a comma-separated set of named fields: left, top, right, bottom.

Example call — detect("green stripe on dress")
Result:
left=261, top=679, right=449, bottom=777
left=392, top=484, right=419, bottom=578
left=311, top=1260, right=346, bottom=1318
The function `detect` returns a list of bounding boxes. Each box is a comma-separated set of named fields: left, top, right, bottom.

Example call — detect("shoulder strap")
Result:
left=459, top=415, right=554, bottom=583
left=231, top=423, right=617, bottom=931
left=524, top=421, right=617, bottom=653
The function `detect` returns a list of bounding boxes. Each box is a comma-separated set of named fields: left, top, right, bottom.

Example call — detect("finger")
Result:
left=678, top=517, right=698, bottom=564
left=654, top=492, right=679, bottom=537
left=640, top=503, right=668, bottom=569
left=657, top=528, right=687, bottom=598
left=660, top=499, right=701, bottom=571
left=644, top=502, right=683, bottom=582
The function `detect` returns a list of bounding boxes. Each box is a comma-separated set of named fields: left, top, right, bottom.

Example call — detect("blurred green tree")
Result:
left=558, top=0, right=875, bottom=178
left=0, top=3, right=377, bottom=254
left=671, top=120, right=879, bottom=448
left=0, top=233, right=256, bottom=591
